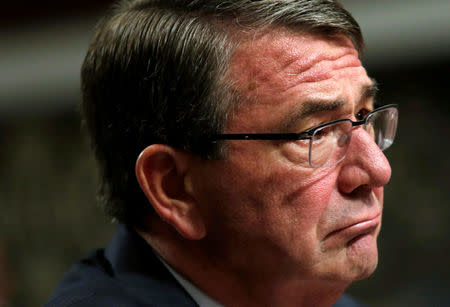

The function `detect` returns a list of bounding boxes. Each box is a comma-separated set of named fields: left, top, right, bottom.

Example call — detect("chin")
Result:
left=350, top=256, right=378, bottom=281
left=345, top=235, right=379, bottom=281
left=320, top=234, right=380, bottom=283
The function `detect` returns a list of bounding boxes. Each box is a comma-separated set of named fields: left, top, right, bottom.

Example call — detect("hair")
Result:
left=81, top=0, right=364, bottom=226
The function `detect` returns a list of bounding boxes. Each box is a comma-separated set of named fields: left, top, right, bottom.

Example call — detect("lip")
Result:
left=323, top=213, right=381, bottom=249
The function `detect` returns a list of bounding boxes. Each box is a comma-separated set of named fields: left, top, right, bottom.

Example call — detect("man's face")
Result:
left=190, top=30, right=391, bottom=284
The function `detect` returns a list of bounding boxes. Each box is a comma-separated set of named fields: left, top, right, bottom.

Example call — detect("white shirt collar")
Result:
left=155, top=252, right=225, bottom=307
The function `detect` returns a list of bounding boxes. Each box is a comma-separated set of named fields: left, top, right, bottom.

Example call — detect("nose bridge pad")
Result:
left=332, top=130, right=352, bottom=166
left=337, top=133, right=350, bottom=147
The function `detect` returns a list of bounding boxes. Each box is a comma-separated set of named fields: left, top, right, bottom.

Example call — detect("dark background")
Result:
left=1, top=1, right=449, bottom=306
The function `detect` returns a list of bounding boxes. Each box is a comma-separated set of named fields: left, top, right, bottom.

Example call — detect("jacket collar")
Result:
left=104, top=224, right=198, bottom=306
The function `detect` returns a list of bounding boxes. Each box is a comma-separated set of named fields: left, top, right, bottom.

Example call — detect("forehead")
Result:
left=230, top=29, right=363, bottom=92
left=226, top=29, right=371, bottom=131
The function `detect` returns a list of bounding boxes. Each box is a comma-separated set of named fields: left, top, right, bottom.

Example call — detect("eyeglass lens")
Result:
left=365, top=108, right=398, bottom=151
left=310, top=121, right=352, bottom=168
left=309, top=107, right=398, bottom=168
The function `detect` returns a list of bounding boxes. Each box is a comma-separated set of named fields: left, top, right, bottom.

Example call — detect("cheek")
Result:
left=284, top=169, right=338, bottom=230
left=208, top=144, right=339, bottom=232
left=298, top=174, right=337, bottom=212
left=263, top=160, right=339, bottom=230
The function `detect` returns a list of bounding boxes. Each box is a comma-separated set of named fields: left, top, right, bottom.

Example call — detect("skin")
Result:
left=138, top=29, right=392, bottom=307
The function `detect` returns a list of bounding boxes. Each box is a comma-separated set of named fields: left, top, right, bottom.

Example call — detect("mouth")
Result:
left=322, top=213, right=381, bottom=250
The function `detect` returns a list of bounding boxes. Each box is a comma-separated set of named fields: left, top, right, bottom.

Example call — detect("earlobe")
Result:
left=135, top=145, right=206, bottom=240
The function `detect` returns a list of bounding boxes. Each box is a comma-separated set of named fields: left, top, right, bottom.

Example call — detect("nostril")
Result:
left=348, top=184, right=372, bottom=199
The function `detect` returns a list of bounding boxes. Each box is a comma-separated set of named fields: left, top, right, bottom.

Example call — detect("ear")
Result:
left=136, top=145, right=206, bottom=240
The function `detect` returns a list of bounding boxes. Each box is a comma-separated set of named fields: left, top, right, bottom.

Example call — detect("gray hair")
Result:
left=81, top=0, right=363, bottom=225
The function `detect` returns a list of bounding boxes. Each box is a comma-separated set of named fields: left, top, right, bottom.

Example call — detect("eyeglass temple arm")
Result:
left=212, top=132, right=311, bottom=141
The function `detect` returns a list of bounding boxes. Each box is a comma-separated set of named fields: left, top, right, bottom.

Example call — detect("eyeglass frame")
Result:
left=210, top=104, right=398, bottom=167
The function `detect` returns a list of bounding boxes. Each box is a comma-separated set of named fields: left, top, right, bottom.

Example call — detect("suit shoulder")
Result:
left=44, top=249, right=144, bottom=307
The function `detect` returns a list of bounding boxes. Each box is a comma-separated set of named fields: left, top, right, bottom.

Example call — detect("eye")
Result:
left=355, top=108, right=371, bottom=121
left=312, top=126, right=332, bottom=143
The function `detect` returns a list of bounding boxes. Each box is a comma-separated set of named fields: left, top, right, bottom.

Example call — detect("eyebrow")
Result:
left=281, top=80, right=379, bottom=131
left=363, top=79, right=379, bottom=100
left=281, top=100, right=345, bottom=131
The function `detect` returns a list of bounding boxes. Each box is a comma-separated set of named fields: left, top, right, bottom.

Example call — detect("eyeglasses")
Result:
left=212, top=104, right=398, bottom=168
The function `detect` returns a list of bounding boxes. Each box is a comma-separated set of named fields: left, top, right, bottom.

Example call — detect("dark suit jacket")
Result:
left=45, top=225, right=365, bottom=307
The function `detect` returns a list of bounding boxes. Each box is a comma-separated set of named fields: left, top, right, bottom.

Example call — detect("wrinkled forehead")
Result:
left=222, top=29, right=372, bottom=134
left=228, top=29, right=363, bottom=100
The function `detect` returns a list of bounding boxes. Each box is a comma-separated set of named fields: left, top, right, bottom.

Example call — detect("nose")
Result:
left=337, top=127, right=392, bottom=195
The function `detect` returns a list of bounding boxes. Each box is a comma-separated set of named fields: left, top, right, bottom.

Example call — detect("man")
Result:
left=46, top=0, right=398, bottom=306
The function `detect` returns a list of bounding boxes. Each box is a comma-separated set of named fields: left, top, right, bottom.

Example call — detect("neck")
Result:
left=137, top=221, right=349, bottom=307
